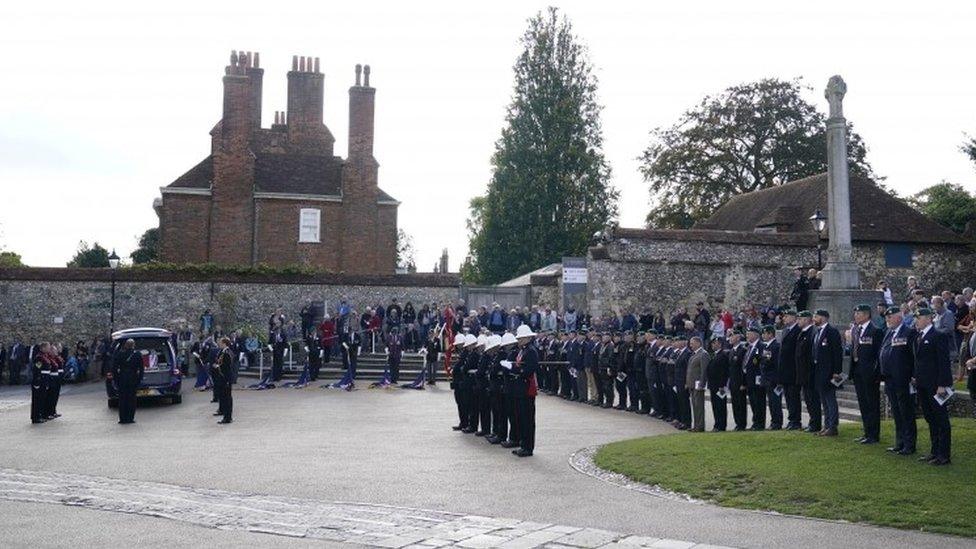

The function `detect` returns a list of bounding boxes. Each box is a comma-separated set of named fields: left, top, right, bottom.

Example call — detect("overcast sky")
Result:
left=2, top=1, right=974, bottom=270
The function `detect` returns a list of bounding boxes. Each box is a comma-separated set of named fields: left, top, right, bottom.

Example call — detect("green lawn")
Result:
left=954, top=379, right=969, bottom=392
left=595, top=419, right=976, bottom=537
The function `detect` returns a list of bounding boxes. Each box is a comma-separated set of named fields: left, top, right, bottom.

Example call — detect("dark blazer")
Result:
left=673, top=347, right=691, bottom=389
left=778, top=324, right=800, bottom=384
left=812, top=323, right=844, bottom=388
left=850, top=322, right=883, bottom=379
left=912, top=326, right=952, bottom=388
left=728, top=343, right=747, bottom=388
left=761, top=339, right=781, bottom=386
left=706, top=349, right=731, bottom=391
left=879, top=324, right=914, bottom=389
left=795, top=326, right=815, bottom=385
left=512, top=343, right=540, bottom=396
left=743, top=341, right=763, bottom=387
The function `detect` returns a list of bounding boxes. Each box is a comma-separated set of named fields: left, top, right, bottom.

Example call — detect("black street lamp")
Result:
left=809, top=209, right=827, bottom=270
left=108, top=249, right=120, bottom=333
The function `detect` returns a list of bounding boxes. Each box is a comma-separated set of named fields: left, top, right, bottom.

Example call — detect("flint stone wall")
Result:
left=0, top=268, right=460, bottom=343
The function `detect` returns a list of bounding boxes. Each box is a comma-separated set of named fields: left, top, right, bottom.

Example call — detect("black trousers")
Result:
left=516, top=396, right=536, bottom=453
left=593, top=370, right=606, bottom=405
left=748, top=386, right=766, bottom=428
left=767, top=385, right=783, bottom=428
left=506, top=391, right=520, bottom=443
left=118, top=381, right=137, bottom=423
left=710, top=392, right=727, bottom=430
left=46, top=376, right=62, bottom=416
left=309, top=359, right=321, bottom=381
left=471, top=384, right=490, bottom=433
left=603, top=374, right=616, bottom=406
left=852, top=372, right=881, bottom=440
left=730, top=387, right=748, bottom=429
left=218, top=383, right=233, bottom=421
left=559, top=368, right=572, bottom=397
left=30, top=381, right=44, bottom=422
left=453, top=385, right=468, bottom=428
left=784, top=383, right=802, bottom=427
left=885, top=384, right=916, bottom=452
left=666, top=385, right=678, bottom=420
left=272, top=352, right=284, bottom=381
left=676, top=388, right=691, bottom=426
left=918, top=385, right=951, bottom=460
left=490, top=389, right=507, bottom=440
left=614, top=376, right=628, bottom=408
left=804, top=372, right=822, bottom=430
left=390, top=360, right=400, bottom=383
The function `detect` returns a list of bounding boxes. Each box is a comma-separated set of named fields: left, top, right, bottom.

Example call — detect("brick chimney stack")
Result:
left=348, top=63, right=375, bottom=160
left=245, top=51, right=263, bottom=129
left=220, top=50, right=255, bottom=150
left=287, top=55, right=324, bottom=129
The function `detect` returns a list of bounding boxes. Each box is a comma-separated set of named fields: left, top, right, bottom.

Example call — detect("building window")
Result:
left=884, top=243, right=912, bottom=268
left=299, top=208, right=321, bottom=243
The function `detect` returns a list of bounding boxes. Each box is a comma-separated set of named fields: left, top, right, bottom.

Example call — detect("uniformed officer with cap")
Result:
left=849, top=304, right=883, bottom=444
left=760, top=325, right=782, bottom=430
left=812, top=309, right=844, bottom=436
left=912, top=307, right=953, bottom=465
left=879, top=306, right=917, bottom=455
left=672, top=334, right=692, bottom=430
left=450, top=333, right=469, bottom=431
left=795, top=311, right=821, bottom=432
left=727, top=330, right=748, bottom=431
left=743, top=326, right=766, bottom=430
left=512, top=325, right=540, bottom=457
left=777, top=310, right=803, bottom=430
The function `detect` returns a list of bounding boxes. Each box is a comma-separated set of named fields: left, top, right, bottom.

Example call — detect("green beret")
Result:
left=884, top=306, right=901, bottom=316
left=814, top=309, right=830, bottom=318
left=730, top=329, right=744, bottom=337
left=746, top=326, right=761, bottom=334
left=781, top=309, right=797, bottom=316
left=675, top=334, right=689, bottom=341
left=915, top=308, right=933, bottom=317
left=761, top=325, right=776, bottom=334
left=854, top=304, right=872, bottom=313
left=797, top=310, right=813, bottom=318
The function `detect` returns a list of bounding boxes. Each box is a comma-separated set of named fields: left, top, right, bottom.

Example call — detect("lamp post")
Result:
left=108, top=249, right=120, bottom=333
left=809, top=209, right=827, bottom=270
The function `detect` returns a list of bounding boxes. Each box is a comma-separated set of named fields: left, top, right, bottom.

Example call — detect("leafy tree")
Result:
left=396, top=229, right=417, bottom=273
left=66, top=241, right=110, bottom=268
left=130, top=228, right=159, bottom=265
left=962, top=135, right=976, bottom=168
left=466, top=7, right=617, bottom=284
left=908, top=181, right=976, bottom=234
left=0, top=251, right=23, bottom=267
left=640, top=78, right=875, bottom=228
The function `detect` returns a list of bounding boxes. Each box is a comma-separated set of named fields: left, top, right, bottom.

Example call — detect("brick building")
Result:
left=156, top=51, right=398, bottom=274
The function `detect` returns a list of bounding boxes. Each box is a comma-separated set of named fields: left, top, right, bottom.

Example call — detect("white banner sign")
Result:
left=563, top=267, right=587, bottom=285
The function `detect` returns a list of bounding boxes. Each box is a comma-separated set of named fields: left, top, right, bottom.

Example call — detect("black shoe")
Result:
left=803, top=426, right=820, bottom=433
left=917, top=454, right=934, bottom=462
left=213, top=412, right=223, bottom=416
left=513, top=449, right=533, bottom=457
left=929, top=457, right=950, bottom=466
left=461, top=427, right=476, bottom=434
left=452, top=425, right=463, bottom=431
left=750, top=425, right=765, bottom=431
left=769, top=425, right=782, bottom=431
left=488, top=437, right=502, bottom=445
left=897, top=448, right=916, bottom=456
left=854, top=436, right=866, bottom=443
left=32, top=420, right=45, bottom=424
left=733, top=426, right=745, bottom=432
left=218, top=419, right=232, bottom=424
left=784, top=425, right=799, bottom=431
left=886, top=446, right=903, bottom=453
left=52, top=413, right=61, bottom=418
left=474, top=431, right=486, bottom=437
left=500, top=440, right=518, bottom=448
left=860, top=438, right=879, bottom=445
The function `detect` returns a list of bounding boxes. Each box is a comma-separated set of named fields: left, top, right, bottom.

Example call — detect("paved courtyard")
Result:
left=0, top=383, right=969, bottom=548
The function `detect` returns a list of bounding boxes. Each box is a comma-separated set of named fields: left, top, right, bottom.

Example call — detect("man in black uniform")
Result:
left=912, top=308, right=953, bottom=465
left=450, top=334, right=469, bottom=431
left=777, top=310, right=802, bottom=430
left=631, top=332, right=649, bottom=413
left=644, top=331, right=661, bottom=416
left=879, top=307, right=916, bottom=455
left=743, top=327, right=765, bottom=430
left=512, top=325, right=540, bottom=457
left=29, top=342, right=50, bottom=424
left=672, top=335, right=691, bottom=430
left=597, top=333, right=614, bottom=408
left=500, top=333, right=521, bottom=448
left=795, top=311, right=820, bottom=432
left=849, top=304, right=883, bottom=444
left=214, top=337, right=234, bottom=424
left=760, top=325, right=782, bottom=430
left=112, top=339, right=144, bottom=425
left=614, top=332, right=634, bottom=410
left=270, top=320, right=288, bottom=382
left=706, top=336, right=730, bottom=431
left=727, top=331, right=748, bottom=431
left=306, top=331, right=323, bottom=382
left=812, top=309, right=844, bottom=437
left=486, top=334, right=508, bottom=444
left=660, top=337, right=677, bottom=422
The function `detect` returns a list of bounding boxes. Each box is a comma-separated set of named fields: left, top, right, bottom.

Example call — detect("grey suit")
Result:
left=687, top=348, right=709, bottom=431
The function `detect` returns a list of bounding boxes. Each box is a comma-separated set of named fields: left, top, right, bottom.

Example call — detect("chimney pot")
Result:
left=355, top=64, right=362, bottom=86
left=314, top=57, right=320, bottom=73
left=299, top=56, right=306, bottom=72
left=230, top=50, right=238, bottom=66
left=292, top=55, right=298, bottom=71
left=363, top=64, right=371, bottom=87
left=253, top=52, right=260, bottom=68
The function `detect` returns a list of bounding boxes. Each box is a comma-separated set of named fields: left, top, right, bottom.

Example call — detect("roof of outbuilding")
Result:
left=694, top=172, right=968, bottom=245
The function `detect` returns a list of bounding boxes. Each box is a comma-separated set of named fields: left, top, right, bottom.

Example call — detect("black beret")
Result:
left=814, top=309, right=830, bottom=318
left=884, top=306, right=901, bottom=316
left=915, top=308, right=933, bottom=317
left=761, top=325, right=776, bottom=334
left=746, top=326, right=761, bottom=334
left=797, top=310, right=813, bottom=318
left=854, top=304, right=872, bottom=313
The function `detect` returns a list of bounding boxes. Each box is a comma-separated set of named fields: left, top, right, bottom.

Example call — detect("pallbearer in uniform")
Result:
left=912, top=308, right=953, bottom=465
left=849, top=304, right=883, bottom=444
left=501, top=333, right=522, bottom=448
left=743, top=327, right=765, bottom=430
left=450, top=334, right=468, bottom=431
left=486, top=334, right=507, bottom=444
left=777, top=310, right=803, bottom=430
left=795, top=311, right=821, bottom=432
left=727, top=331, right=748, bottom=431
left=112, top=339, right=144, bottom=425
left=214, top=337, right=234, bottom=424
left=879, top=307, right=917, bottom=455
left=461, top=334, right=480, bottom=434
left=512, top=325, right=539, bottom=457
left=706, top=336, right=730, bottom=431
left=472, top=334, right=491, bottom=437
left=760, top=325, right=782, bottom=430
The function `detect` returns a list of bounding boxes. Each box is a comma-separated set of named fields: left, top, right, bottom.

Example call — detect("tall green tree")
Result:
left=962, top=135, right=976, bottom=168
left=130, top=228, right=159, bottom=265
left=67, top=241, right=110, bottom=268
left=909, top=181, right=976, bottom=234
left=640, top=78, right=875, bottom=228
left=0, top=251, right=23, bottom=267
left=465, top=7, right=617, bottom=284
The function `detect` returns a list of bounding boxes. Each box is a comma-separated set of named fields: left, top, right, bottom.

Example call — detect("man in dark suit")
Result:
left=879, top=307, right=916, bottom=455
left=795, top=311, right=820, bottom=432
left=644, top=331, right=662, bottom=416
left=112, top=339, right=144, bottom=425
left=743, top=327, right=765, bottom=430
left=671, top=336, right=692, bottom=430
left=912, top=308, right=953, bottom=465
left=848, top=304, right=884, bottom=444
left=777, top=311, right=802, bottom=430
left=727, top=331, right=749, bottom=431
left=512, top=325, right=540, bottom=457
left=812, top=309, right=844, bottom=436
left=706, top=336, right=730, bottom=431
left=760, top=325, right=783, bottom=430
